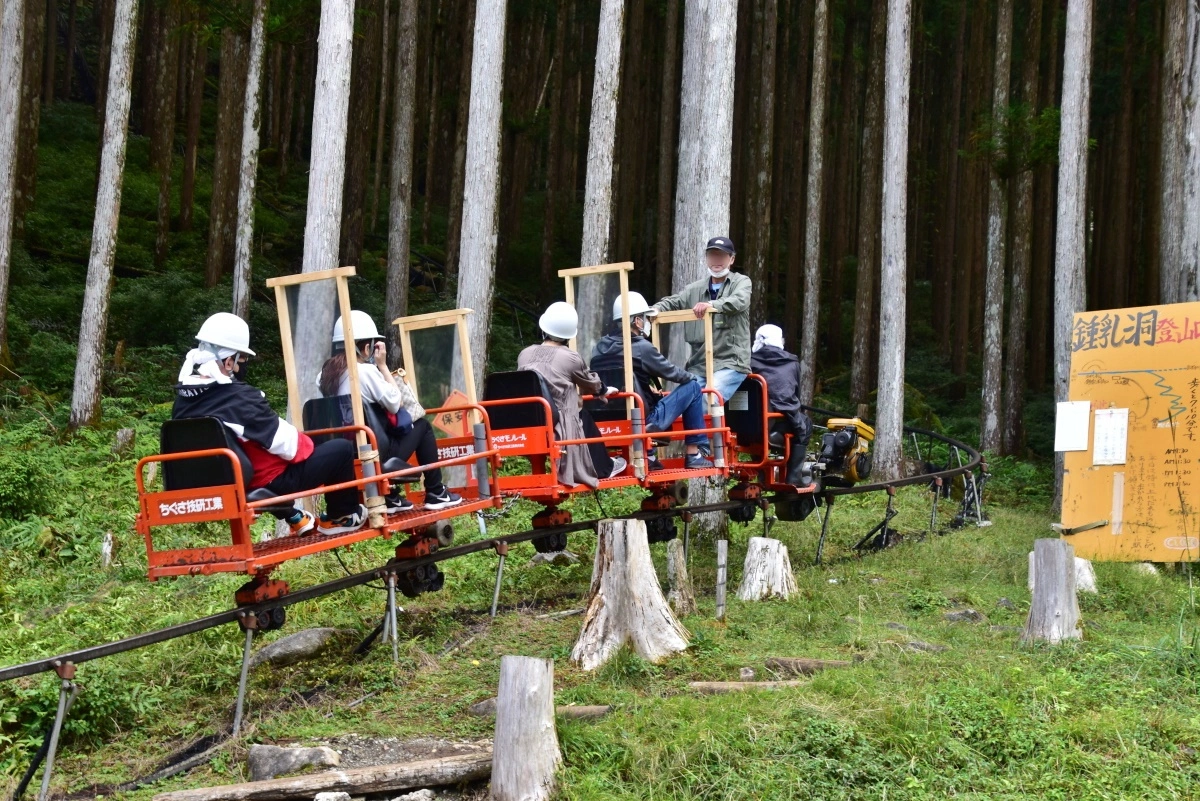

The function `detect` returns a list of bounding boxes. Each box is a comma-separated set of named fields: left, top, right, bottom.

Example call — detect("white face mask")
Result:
left=709, top=266, right=730, bottom=279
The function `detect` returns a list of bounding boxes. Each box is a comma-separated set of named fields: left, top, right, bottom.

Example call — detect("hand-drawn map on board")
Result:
left=1061, top=301, right=1200, bottom=562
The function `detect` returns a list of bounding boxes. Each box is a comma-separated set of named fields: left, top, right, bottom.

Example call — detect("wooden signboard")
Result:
left=432, top=389, right=472, bottom=437
left=1060, top=301, right=1200, bottom=562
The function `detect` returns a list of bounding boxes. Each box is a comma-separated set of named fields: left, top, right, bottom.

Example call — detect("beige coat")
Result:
left=517, top=343, right=604, bottom=488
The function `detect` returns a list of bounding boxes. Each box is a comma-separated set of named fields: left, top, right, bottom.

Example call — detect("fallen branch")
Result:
left=150, top=751, right=492, bottom=801
left=764, top=657, right=853, bottom=676
left=688, top=681, right=807, bottom=695
left=535, top=608, right=585, bottom=620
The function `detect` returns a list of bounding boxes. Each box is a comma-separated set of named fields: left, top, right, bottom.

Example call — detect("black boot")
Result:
left=785, top=439, right=810, bottom=487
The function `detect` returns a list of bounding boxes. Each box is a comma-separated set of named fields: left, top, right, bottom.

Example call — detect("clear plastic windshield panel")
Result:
left=270, top=269, right=389, bottom=525
left=275, top=276, right=365, bottom=435
left=559, top=263, right=645, bottom=476
left=394, top=309, right=484, bottom=493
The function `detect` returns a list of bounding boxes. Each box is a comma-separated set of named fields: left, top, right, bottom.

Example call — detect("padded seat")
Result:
left=585, top=367, right=631, bottom=423
left=725, top=376, right=767, bottom=447
left=302, top=396, right=421, bottom=483
left=161, top=416, right=254, bottom=490
left=383, top=456, right=421, bottom=484
left=161, top=417, right=294, bottom=517
left=483, top=371, right=560, bottom=431
left=245, top=487, right=298, bottom=518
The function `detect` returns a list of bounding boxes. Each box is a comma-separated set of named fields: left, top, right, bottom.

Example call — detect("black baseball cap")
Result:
left=706, top=236, right=736, bottom=255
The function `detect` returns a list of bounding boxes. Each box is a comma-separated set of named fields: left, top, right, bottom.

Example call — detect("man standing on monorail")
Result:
left=651, top=236, right=752, bottom=405
left=172, top=312, right=367, bottom=537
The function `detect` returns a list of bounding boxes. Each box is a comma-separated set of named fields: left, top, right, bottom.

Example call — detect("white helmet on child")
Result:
left=195, top=312, right=255, bottom=356
left=611, top=291, right=659, bottom=321
left=539, top=302, right=578, bottom=341
left=332, top=310, right=382, bottom=344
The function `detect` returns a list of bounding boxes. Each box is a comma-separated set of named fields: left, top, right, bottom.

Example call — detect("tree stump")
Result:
left=1022, top=538, right=1082, bottom=644
left=1028, top=551, right=1098, bottom=594
left=491, top=656, right=560, bottom=801
left=666, top=538, right=696, bottom=616
left=736, top=537, right=798, bottom=601
left=571, top=518, right=689, bottom=671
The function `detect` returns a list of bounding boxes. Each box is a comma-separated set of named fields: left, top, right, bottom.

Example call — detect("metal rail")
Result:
left=798, top=407, right=985, bottom=497
left=0, top=501, right=744, bottom=683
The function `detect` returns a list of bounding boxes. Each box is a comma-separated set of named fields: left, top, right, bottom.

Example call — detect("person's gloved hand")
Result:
left=604, top=386, right=620, bottom=397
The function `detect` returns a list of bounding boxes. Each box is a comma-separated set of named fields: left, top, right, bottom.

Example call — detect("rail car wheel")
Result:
left=426, top=519, right=454, bottom=548
left=531, top=506, right=572, bottom=553
left=533, top=531, right=569, bottom=553
left=393, top=560, right=445, bottom=598
left=774, top=494, right=819, bottom=522
left=257, top=605, right=286, bottom=631
left=729, top=503, right=758, bottom=523
left=646, top=516, right=678, bottom=543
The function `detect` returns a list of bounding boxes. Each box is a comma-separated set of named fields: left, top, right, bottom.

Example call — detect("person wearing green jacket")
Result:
left=652, top=236, right=753, bottom=405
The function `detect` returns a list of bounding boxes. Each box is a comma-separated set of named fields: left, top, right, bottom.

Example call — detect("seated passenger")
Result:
left=518, top=302, right=627, bottom=488
left=750, top=324, right=813, bottom=485
left=173, top=312, right=366, bottom=536
left=591, top=292, right=710, bottom=470
left=318, top=310, right=463, bottom=512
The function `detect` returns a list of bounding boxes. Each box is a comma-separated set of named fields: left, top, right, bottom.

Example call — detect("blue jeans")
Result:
left=646, top=379, right=709, bottom=446
left=698, top=368, right=749, bottom=407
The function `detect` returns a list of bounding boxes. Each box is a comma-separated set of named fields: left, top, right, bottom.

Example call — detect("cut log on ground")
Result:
left=150, top=751, right=491, bottom=801
left=737, top=537, right=798, bottom=601
left=688, top=681, right=807, bottom=694
left=467, top=697, right=611, bottom=720
left=571, top=518, right=690, bottom=671
left=1022, top=538, right=1082, bottom=644
left=666, top=538, right=696, bottom=616
left=765, top=657, right=853, bottom=676
left=492, top=656, right=561, bottom=801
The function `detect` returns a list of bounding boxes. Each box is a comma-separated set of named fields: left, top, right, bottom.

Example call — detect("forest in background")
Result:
left=0, top=0, right=1182, bottom=467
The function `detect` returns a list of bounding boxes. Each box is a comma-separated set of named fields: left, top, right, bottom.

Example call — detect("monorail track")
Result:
left=0, top=422, right=982, bottom=684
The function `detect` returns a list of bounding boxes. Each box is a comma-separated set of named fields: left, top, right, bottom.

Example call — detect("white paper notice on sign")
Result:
left=1093, top=408, right=1129, bottom=466
left=1054, top=401, right=1091, bottom=452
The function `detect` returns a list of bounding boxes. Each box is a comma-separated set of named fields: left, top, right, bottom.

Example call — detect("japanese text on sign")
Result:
left=437, top=444, right=475, bottom=460
left=159, top=496, right=224, bottom=517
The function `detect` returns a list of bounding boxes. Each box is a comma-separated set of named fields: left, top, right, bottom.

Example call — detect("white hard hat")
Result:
left=332, top=310, right=382, bottom=344
left=612, top=291, right=659, bottom=321
left=195, top=312, right=255, bottom=356
left=539, top=302, right=578, bottom=341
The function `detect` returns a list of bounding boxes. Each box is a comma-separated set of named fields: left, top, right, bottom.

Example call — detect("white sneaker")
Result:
left=608, top=456, right=628, bottom=478
left=424, top=486, right=464, bottom=510
left=318, top=504, right=368, bottom=536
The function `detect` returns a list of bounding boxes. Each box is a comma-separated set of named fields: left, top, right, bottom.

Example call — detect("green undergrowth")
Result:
left=2, top=427, right=1199, bottom=799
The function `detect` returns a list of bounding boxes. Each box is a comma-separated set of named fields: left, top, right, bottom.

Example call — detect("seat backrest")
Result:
left=725, top=376, right=766, bottom=446
left=361, top=401, right=394, bottom=452
left=483, top=371, right=560, bottom=430
left=161, top=416, right=253, bottom=490
left=584, top=367, right=630, bottom=423
left=302, top=396, right=352, bottom=446
left=303, top=395, right=394, bottom=453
